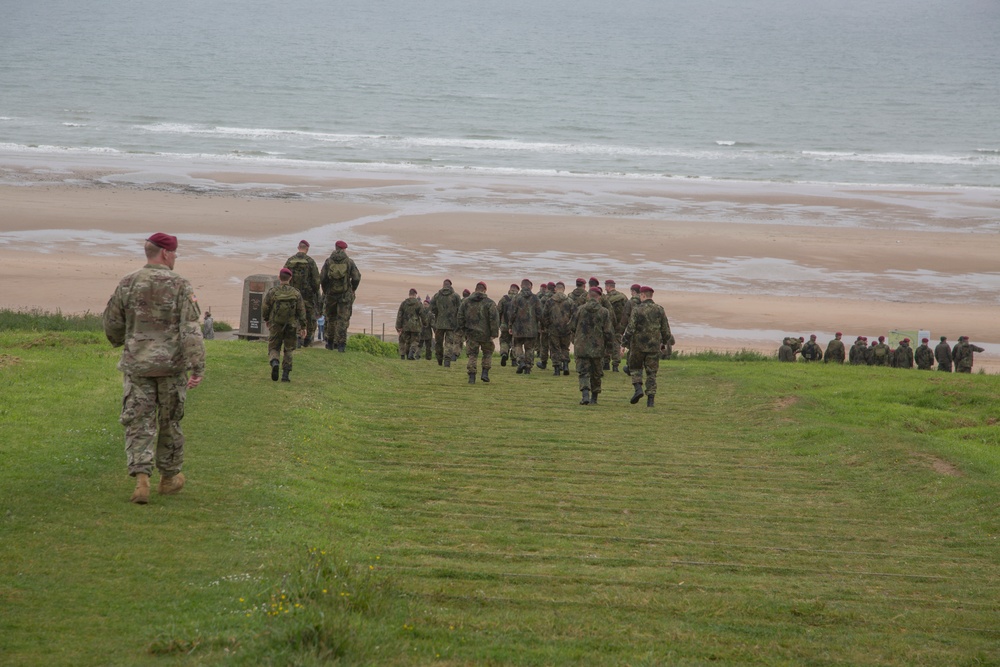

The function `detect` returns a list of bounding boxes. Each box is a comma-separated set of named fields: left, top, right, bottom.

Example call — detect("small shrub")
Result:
left=346, top=333, right=397, bottom=358
left=0, top=308, right=103, bottom=332
left=674, top=348, right=773, bottom=362
left=213, top=321, right=234, bottom=332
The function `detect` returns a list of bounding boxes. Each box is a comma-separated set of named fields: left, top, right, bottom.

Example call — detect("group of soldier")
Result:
left=397, top=276, right=673, bottom=407
left=778, top=332, right=986, bottom=373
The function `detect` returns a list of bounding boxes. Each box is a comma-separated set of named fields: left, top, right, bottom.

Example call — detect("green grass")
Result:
left=0, top=308, right=104, bottom=331
left=1, top=332, right=999, bottom=666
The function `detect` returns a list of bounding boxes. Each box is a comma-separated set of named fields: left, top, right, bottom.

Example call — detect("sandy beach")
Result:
left=2, top=156, right=998, bottom=371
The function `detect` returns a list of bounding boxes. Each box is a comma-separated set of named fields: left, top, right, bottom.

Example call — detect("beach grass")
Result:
left=0, top=308, right=104, bottom=332
left=1, top=332, right=998, bottom=666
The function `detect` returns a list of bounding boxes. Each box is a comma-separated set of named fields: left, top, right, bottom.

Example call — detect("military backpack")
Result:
left=326, top=260, right=350, bottom=294
left=286, top=256, right=312, bottom=294
left=270, top=289, right=299, bottom=327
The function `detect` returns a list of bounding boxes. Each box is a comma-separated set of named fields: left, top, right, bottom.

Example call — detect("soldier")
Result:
left=871, top=336, right=891, bottom=366
left=569, top=277, right=588, bottom=306
left=622, top=284, right=642, bottom=373
left=395, top=288, right=425, bottom=360
left=430, top=279, right=462, bottom=367
left=622, top=286, right=672, bottom=408
left=263, top=268, right=307, bottom=382
left=570, top=287, right=615, bottom=405
left=497, top=283, right=519, bottom=366
left=849, top=336, right=867, bottom=365
left=419, top=297, right=433, bottom=360
left=536, top=282, right=554, bottom=370
left=103, top=232, right=205, bottom=504
left=823, top=332, right=845, bottom=363
left=778, top=338, right=796, bottom=362
left=457, top=281, right=499, bottom=384
left=509, top=278, right=542, bottom=374
left=801, top=334, right=823, bottom=362
left=284, top=240, right=321, bottom=347
left=915, top=337, right=935, bottom=370
left=935, top=336, right=953, bottom=372
left=952, top=336, right=985, bottom=373
left=320, top=240, right=361, bottom=352
left=604, top=279, right=631, bottom=372
left=543, top=281, right=576, bottom=376
left=202, top=311, right=215, bottom=340
left=892, top=337, right=914, bottom=369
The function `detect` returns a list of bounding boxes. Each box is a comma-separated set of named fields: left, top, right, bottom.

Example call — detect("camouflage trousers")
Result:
left=434, top=328, right=462, bottom=362
left=548, top=334, right=572, bottom=366
left=937, top=363, right=952, bottom=372
left=576, top=356, right=604, bottom=393
left=499, top=328, right=513, bottom=356
left=269, top=323, right=298, bottom=370
left=301, top=296, right=317, bottom=343
left=512, top=336, right=536, bottom=369
left=324, top=293, right=354, bottom=346
left=398, top=330, right=420, bottom=358
left=420, top=335, right=433, bottom=360
left=609, top=333, right=623, bottom=364
left=466, top=338, right=495, bottom=373
left=120, top=373, right=187, bottom=478
left=538, top=331, right=549, bottom=363
left=628, top=350, right=661, bottom=396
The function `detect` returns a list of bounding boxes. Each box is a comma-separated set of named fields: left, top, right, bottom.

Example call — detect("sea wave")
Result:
left=802, top=150, right=999, bottom=166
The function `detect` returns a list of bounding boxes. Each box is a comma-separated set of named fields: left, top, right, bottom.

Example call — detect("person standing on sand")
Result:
left=321, top=240, right=361, bottom=352
left=457, top=281, right=499, bottom=384
left=622, top=286, right=672, bottom=408
left=915, top=338, right=934, bottom=370
left=571, top=287, right=615, bottom=405
left=824, top=332, right=845, bottom=363
left=263, top=268, right=307, bottom=382
left=935, top=336, right=953, bottom=372
left=395, top=288, right=425, bottom=360
left=103, top=233, right=205, bottom=505
left=952, top=336, right=985, bottom=373
left=284, top=240, right=321, bottom=348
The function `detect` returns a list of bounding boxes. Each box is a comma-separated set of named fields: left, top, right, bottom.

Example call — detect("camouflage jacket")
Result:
left=431, top=286, right=462, bottom=330
left=420, top=302, right=433, bottom=338
left=801, top=341, right=823, bottom=361
left=497, top=292, right=516, bottom=327
left=605, top=290, right=631, bottom=334
left=849, top=341, right=867, bottom=365
left=320, top=249, right=361, bottom=299
left=103, top=263, right=205, bottom=377
left=457, top=291, right=499, bottom=342
left=263, top=284, right=307, bottom=330
left=952, top=342, right=985, bottom=370
left=892, top=342, right=914, bottom=369
left=570, top=299, right=614, bottom=358
left=396, top=296, right=426, bottom=333
left=284, top=251, right=321, bottom=299
left=824, top=339, right=845, bottom=362
left=509, top=288, right=542, bottom=337
left=569, top=286, right=588, bottom=306
left=543, top=292, right=577, bottom=337
left=622, top=299, right=671, bottom=353
left=914, top=344, right=935, bottom=369
left=934, top=341, right=953, bottom=366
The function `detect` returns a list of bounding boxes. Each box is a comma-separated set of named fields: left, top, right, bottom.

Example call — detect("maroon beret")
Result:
left=879, top=336, right=885, bottom=342
left=605, top=279, right=615, bottom=286
left=546, top=282, right=555, bottom=289
left=409, top=288, right=418, bottom=295
left=922, top=337, right=929, bottom=343
left=146, top=232, right=178, bottom=252
left=639, top=285, right=654, bottom=294
left=555, top=281, right=565, bottom=287
left=576, top=278, right=586, bottom=285
left=521, top=278, right=533, bottom=286
left=476, top=281, right=487, bottom=290
left=279, top=268, right=292, bottom=277
left=462, top=289, right=471, bottom=296
left=298, top=239, right=310, bottom=248
left=588, top=277, right=599, bottom=286
left=589, top=286, right=603, bottom=295
left=836, top=331, right=842, bottom=336
left=509, top=283, right=519, bottom=289
left=631, top=283, right=641, bottom=291
left=335, top=240, right=348, bottom=249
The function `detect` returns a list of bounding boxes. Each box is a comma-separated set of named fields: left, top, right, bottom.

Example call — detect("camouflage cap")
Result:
left=146, top=232, right=178, bottom=252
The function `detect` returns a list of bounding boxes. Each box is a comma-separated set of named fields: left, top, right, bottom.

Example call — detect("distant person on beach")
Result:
left=935, top=336, right=953, bottom=372
left=892, top=338, right=914, bottom=369
left=542, top=281, right=576, bottom=376
left=622, top=286, right=671, bottom=408
left=801, top=334, right=823, bottom=362
left=952, top=336, right=985, bottom=373
left=321, top=240, right=361, bottom=352
left=395, top=288, right=425, bottom=360
left=316, top=314, right=326, bottom=342
left=284, top=240, right=321, bottom=348
left=572, top=286, right=615, bottom=405
left=103, top=232, right=204, bottom=505
left=823, top=332, right=845, bottom=363
left=202, top=311, right=215, bottom=340
left=430, top=279, right=462, bottom=367
left=497, top=283, right=518, bottom=367
left=509, top=278, right=543, bottom=375
left=263, top=268, right=306, bottom=382
left=915, top=338, right=934, bottom=370
left=457, top=281, right=499, bottom=384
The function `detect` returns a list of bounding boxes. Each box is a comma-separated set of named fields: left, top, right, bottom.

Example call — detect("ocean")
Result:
left=2, top=0, right=999, bottom=189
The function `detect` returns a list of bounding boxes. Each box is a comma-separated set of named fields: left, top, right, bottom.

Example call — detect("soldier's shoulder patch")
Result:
left=190, top=293, right=198, bottom=303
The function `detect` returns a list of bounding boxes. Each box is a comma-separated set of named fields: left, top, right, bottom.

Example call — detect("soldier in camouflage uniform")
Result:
left=431, top=279, right=462, bottom=367
left=509, top=278, right=542, bottom=374
left=778, top=338, right=796, bottom=362
left=320, top=240, right=361, bottom=352
left=823, top=332, right=846, bottom=363
left=622, top=286, right=672, bottom=407
left=570, top=287, right=615, bottom=405
left=535, top=281, right=554, bottom=370
left=103, top=233, right=205, bottom=504
left=915, top=337, right=935, bottom=370
left=801, top=334, right=823, bottom=362
left=871, top=336, right=891, bottom=366
left=543, top=281, right=576, bottom=376
left=622, top=284, right=642, bottom=374
left=604, top=279, right=631, bottom=372
left=848, top=337, right=867, bottom=365
left=952, top=336, right=985, bottom=373
left=264, top=268, right=307, bottom=382
left=497, top=283, right=518, bottom=366
left=419, top=297, right=433, bottom=360
left=892, top=337, right=914, bottom=369
left=457, top=281, right=500, bottom=384
left=934, top=336, right=953, bottom=372
left=569, top=277, right=588, bottom=306
left=284, top=240, right=321, bottom=347
left=395, top=288, right=425, bottom=360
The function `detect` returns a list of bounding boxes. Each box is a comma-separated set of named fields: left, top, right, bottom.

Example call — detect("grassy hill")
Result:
left=1, top=331, right=998, bottom=666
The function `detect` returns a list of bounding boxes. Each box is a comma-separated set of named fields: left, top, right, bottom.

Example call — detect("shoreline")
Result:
left=2, top=156, right=998, bottom=372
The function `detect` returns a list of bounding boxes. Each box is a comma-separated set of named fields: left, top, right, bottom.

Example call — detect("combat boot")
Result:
left=622, top=364, right=629, bottom=374
left=590, top=391, right=599, bottom=405
left=563, top=361, right=570, bottom=376
left=553, top=365, right=560, bottom=376
left=612, top=362, right=619, bottom=372
left=325, top=340, right=334, bottom=350
left=158, top=472, right=185, bottom=495
left=481, top=368, right=490, bottom=383
left=130, top=473, right=150, bottom=504
left=646, top=394, right=655, bottom=408
left=580, top=388, right=591, bottom=405
left=270, top=358, right=280, bottom=382
left=401, top=354, right=406, bottom=360
left=500, top=352, right=508, bottom=366
left=468, top=372, right=476, bottom=384
left=444, top=358, right=451, bottom=368
left=338, top=343, right=346, bottom=353
left=630, top=383, right=644, bottom=405
left=516, top=364, right=524, bottom=374
left=536, top=360, right=547, bottom=370
left=603, top=360, right=611, bottom=371
left=281, top=369, right=291, bottom=382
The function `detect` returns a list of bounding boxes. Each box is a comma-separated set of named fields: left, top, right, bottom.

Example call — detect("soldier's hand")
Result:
left=188, top=374, right=203, bottom=389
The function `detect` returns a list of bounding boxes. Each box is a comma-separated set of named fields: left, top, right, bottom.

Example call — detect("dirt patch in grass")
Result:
left=773, top=396, right=800, bottom=410
left=913, top=453, right=963, bottom=477
left=0, top=354, right=22, bottom=368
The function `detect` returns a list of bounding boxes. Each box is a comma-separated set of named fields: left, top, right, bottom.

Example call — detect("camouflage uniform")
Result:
left=849, top=339, right=867, bottom=365
left=824, top=337, right=846, bottom=363
left=543, top=291, right=576, bottom=373
left=871, top=341, right=891, bottom=366
left=509, top=285, right=542, bottom=372
left=914, top=342, right=934, bottom=370
left=952, top=339, right=985, bottom=373
left=605, top=289, right=631, bottom=369
left=622, top=298, right=672, bottom=397
left=934, top=339, right=953, bottom=372
left=892, top=340, right=914, bottom=369
left=800, top=338, right=823, bottom=362
left=103, top=263, right=205, bottom=479
left=778, top=339, right=796, bottom=362
left=457, top=290, right=499, bottom=376
left=320, top=249, right=361, bottom=350
left=395, top=295, right=425, bottom=359
left=570, top=298, right=614, bottom=400
left=536, top=286, right=553, bottom=367
left=419, top=300, right=434, bottom=360
left=284, top=250, right=321, bottom=344
left=497, top=287, right=517, bottom=360
left=263, top=283, right=307, bottom=373
left=570, top=285, right=589, bottom=307
left=431, top=285, right=463, bottom=364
